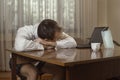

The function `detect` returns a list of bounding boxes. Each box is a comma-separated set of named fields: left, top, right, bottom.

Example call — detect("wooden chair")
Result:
left=38, top=73, right=53, bottom=80
left=17, top=73, right=53, bottom=80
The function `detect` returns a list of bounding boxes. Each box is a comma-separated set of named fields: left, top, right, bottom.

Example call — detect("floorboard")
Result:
left=0, top=71, right=53, bottom=80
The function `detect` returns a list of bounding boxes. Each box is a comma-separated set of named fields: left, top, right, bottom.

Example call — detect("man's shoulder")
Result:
left=18, top=23, right=39, bottom=31
left=57, top=32, right=69, bottom=40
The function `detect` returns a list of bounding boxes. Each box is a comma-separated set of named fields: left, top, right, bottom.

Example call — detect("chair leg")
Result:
left=40, top=73, right=53, bottom=80
left=18, top=74, right=27, bottom=80
left=38, top=75, right=42, bottom=80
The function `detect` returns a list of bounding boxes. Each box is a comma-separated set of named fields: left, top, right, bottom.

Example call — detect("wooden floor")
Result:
left=0, top=71, right=53, bottom=80
left=0, top=71, right=11, bottom=80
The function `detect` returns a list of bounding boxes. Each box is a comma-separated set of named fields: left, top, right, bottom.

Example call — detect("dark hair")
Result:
left=37, top=19, right=61, bottom=40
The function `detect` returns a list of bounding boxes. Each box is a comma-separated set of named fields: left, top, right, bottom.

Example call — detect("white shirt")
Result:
left=14, top=23, right=77, bottom=51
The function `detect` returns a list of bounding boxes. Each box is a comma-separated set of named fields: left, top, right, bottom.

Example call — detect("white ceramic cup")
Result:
left=91, top=43, right=101, bottom=52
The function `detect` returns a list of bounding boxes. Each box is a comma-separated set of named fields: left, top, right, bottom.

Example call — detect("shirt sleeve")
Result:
left=56, top=32, right=77, bottom=48
left=14, top=25, right=44, bottom=51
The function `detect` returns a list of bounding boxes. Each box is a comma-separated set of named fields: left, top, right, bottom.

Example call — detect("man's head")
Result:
left=37, top=19, right=62, bottom=41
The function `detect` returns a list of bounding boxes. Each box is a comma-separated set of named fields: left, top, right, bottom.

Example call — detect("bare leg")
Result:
left=41, top=63, right=65, bottom=80
left=20, top=64, right=38, bottom=80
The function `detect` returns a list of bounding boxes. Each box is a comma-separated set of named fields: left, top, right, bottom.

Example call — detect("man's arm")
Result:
left=34, top=38, right=56, bottom=50
left=56, top=32, right=77, bottom=48
left=34, top=32, right=77, bottom=49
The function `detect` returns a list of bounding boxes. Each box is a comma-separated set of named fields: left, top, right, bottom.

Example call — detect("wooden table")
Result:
left=7, top=48, right=120, bottom=80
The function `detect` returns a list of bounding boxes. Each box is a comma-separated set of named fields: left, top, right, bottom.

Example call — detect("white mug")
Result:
left=91, top=43, right=101, bottom=52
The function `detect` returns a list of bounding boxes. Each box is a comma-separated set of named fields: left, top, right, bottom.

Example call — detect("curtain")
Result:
left=0, top=0, right=98, bottom=71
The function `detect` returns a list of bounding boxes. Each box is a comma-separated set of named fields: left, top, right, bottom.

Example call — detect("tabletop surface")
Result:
left=7, top=47, right=120, bottom=66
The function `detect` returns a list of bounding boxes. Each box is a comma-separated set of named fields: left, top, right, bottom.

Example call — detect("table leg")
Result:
left=66, top=67, right=71, bottom=80
left=11, top=53, right=17, bottom=80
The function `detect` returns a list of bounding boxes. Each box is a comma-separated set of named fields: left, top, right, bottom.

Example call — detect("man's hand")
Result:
left=41, top=40, right=56, bottom=50
left=34, top=38, right=56, bottom=49
left=39, top=39, right=56, bottom=46
left=34, top=38, right=42, bottom=43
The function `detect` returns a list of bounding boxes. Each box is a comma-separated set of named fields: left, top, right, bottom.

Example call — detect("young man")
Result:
left=11, top=19, right=77, bottom=80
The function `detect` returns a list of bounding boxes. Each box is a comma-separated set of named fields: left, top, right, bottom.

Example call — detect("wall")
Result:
left=97, top=0, right=107, bottom=27
left=98, top=0, right=120, bottom=42
left=107, top=0, right=120, bottom=42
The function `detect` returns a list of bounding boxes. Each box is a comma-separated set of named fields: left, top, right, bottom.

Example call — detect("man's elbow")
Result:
left=69, top=38, right=77, bottom=47
left=62, top=42, right=77, bottom=48
left=72, top=42, right=77, bottom=47
left=68, top=41, right=77, bottom=48
left=14, top=45, right=25, bottom=51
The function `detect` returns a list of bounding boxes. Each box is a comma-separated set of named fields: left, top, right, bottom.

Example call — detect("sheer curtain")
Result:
left=0, top=0, right=98, bottom=71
